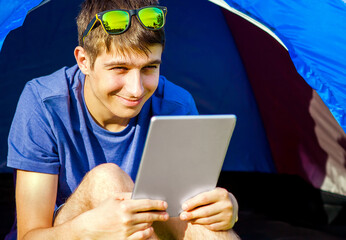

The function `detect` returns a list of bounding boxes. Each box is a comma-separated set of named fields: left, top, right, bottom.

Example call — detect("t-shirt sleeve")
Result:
left=7, top=81, right=60, bottom=174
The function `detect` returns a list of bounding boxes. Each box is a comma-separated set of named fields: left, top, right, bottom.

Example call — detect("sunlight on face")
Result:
left=84, top=44, right=163, bottom=132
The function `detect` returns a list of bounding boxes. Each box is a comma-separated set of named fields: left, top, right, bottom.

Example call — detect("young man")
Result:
left=7, top=0, right=239, bottom=239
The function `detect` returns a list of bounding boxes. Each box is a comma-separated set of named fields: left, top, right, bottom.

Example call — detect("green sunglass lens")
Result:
left=102, top=11, right=129, bottom=34
left=138, top=8, right=164, bottom=29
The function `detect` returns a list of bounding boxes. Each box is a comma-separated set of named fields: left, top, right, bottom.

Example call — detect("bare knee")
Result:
left=54, top=164, right=133, bottom=226
left=78, top=163, right=134, bottom=207
left=87, top=163, right=134, bottom=191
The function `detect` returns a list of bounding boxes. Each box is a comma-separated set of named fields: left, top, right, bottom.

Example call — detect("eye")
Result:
left=112, top=66, right=128, bottom=70
left=110, top=66, right=129, bottom=73
left=142, top=65, right=158, bottom=71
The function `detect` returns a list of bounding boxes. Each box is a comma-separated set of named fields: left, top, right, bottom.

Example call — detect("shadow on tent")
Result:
left=217, top=8, right=346, bottom=240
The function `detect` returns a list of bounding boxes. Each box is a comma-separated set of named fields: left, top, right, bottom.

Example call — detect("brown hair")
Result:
left=77, top=0, right=165, bottom=68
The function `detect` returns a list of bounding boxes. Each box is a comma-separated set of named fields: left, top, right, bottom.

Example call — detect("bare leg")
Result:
left=183, top=223, right=240, bottom=240
left=53, top=163, right=240, bottom=239
left=54, top=163, right=134, bottom=226
left=153, top=217, right=187, bottom=240
left=154, top=217, right=240, bottom=240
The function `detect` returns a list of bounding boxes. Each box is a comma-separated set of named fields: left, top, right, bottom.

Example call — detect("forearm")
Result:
left=21, top=218, right=80, bottom=240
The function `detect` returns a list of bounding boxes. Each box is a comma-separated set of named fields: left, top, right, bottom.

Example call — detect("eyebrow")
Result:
left=103, top=59, right=162, bottom=68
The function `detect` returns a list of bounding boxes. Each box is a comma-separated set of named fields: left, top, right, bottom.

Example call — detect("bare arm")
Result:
left=16, top=170, right=78, bottom=240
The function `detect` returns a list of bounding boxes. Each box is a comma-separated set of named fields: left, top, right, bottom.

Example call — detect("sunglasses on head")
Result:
left=82, top=6, right=167, bottom=43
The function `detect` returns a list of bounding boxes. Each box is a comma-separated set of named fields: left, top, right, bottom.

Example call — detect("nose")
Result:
left=125, top=70, right=144, bottom=98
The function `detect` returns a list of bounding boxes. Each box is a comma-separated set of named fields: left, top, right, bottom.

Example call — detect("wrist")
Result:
left=69, top=212, right=89, bottom=240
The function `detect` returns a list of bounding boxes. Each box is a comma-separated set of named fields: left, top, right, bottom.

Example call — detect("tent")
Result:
left=0, top=0, right=345, bottom=239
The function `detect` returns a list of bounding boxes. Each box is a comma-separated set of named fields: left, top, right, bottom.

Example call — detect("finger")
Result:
left=202, top=221, right=232, bottom=231
left=182, top=188, right=229, bottom=211
left=180, top=202, right=222, bottom=221
left=127, top=222, right=152, bottom=236
left=189, top=212, right=236, bottom=231
left=132, top=211, right=169, bottom=224
left=188, top=213, right=221, bottom=226
left=182, top=195, right=234, bottom=221
left=121, top=199, right=168, bottom=213
left=128, top=227, right=154, bottom=240
left=182, top=191, right=216, bottom=211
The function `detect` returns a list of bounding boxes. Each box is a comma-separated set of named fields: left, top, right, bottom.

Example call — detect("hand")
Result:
left=179, top=188, right=238, bottom=231
left=77, top=196, right=169, bottom=240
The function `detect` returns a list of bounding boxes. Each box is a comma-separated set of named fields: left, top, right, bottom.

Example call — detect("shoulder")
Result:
left=7, top=66, right=82, bottom=174
left=25, top=64, right=81, bottom=101
left=13, top=65, right=82, bottom=132
left=151, top=76, right=198, bottom=115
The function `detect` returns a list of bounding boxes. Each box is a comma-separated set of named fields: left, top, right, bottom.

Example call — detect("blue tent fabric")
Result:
left=0, top=0, right=42, bottom=51
left=223, top=0, right=346, bottom=133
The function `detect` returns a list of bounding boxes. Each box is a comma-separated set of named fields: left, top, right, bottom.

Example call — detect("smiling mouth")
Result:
left=116, top=95, right=145, bottom=107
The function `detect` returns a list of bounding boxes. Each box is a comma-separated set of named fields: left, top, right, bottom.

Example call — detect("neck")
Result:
left=83, top=76, right=130, bottom=132
left=101, top=118, right=130, bottom=132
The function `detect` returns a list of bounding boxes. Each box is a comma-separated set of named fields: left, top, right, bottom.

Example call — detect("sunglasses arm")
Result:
left=82, top=16, right=98, bottom=43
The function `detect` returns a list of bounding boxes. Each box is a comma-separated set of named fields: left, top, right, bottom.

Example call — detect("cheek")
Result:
left=106, top=78, right=124, bottom=91
left=94, top=74, right=124, bottom=93
left=143, top=75, right=159, bottom=92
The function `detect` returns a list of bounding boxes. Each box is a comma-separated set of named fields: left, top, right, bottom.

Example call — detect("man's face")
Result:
left=83, top=44, right=162, bottom=131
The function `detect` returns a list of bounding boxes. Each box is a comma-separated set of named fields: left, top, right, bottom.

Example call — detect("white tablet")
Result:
left=132, top=115, right=236, bottom=216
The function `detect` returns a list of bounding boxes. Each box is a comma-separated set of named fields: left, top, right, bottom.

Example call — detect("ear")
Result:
left=74, top=46, right=90, bottom=75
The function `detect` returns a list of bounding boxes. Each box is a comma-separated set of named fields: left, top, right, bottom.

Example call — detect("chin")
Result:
left=116, top=108, right=142, bottom=120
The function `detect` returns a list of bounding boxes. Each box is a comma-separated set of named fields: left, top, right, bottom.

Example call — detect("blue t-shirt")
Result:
left=7, top=64, right=198, bottom=206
